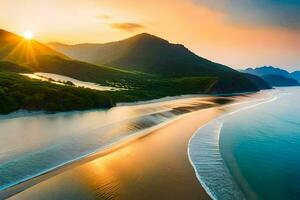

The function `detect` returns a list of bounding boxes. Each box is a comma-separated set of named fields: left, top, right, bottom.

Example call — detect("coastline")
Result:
left=1, top=92, right=268, bottom=200
left=188, top=90, right=278, bottom=200
left=2, top=110, right=226, bottom=199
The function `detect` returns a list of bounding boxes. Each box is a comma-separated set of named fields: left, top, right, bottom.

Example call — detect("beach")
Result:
left=2, top=93, right=267, bottom=200
left=6, top=108, right=226, bottom=200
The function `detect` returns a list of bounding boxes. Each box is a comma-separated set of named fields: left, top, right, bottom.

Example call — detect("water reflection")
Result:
left=0, top=96, right=232, bottom=195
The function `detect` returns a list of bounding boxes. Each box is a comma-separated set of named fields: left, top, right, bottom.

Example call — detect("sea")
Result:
left=189, top=87, right=300, bottom=200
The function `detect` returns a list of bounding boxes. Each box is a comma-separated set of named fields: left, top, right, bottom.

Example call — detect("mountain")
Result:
left=48, top=33, right=259, bottom=93
left=0, top=29, right=68, bottom=65
left=241, top=66, right=291, bottom=78
left=291, top=71, right=300, bottom=82
left=0, top=61, right=32, bottom=73
left=0, top=29, right=260, bottom=97
left=48, top=33, right=237, bottom=76
left=261, top=74, right=300, bottom=87
left=241, top=66, right=300, bottom=87
left=0, top=29, right=141, bottom=88
left=243, top=73, right=272, bottom=90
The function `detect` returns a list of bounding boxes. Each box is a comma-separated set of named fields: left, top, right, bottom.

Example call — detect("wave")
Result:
left=188, top=94, right=279, bottom=200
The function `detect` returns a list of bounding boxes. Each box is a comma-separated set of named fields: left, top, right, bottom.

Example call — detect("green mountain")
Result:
left=0, top=29, right=263, bottom=113
left=0, top=61, right=32, bottom=73
left=0, top=29, right=141, bottom=88
left=48, top=33, right=258, bottom=93
left=243, top=73, right=272, bottom=90
left=48, top=33, right=233, bottom=76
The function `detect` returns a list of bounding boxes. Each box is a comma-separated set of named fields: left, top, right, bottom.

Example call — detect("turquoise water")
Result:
left=190, top=87, right=300, bottom=200
left=221, top=88, right=300, bottom=199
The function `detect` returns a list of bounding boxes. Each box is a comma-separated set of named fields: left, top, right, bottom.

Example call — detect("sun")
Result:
left=23, top=31, right=34, bottom=40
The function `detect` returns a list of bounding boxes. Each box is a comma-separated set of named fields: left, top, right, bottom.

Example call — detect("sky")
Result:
left=0, top=0, right=299, bottom=71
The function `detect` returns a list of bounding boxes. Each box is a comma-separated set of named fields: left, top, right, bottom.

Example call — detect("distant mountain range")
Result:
left=0, top=28, right=287, bottom=113
left=241, top=66, right=300, bottom=87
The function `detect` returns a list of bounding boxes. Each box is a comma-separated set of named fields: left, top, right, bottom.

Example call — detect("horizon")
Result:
left=0, top=0, right=299, bottom=71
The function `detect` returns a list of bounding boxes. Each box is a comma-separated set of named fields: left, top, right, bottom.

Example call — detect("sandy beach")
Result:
left=2, top=93, right=269, bottom=200
left=6, top=108, right=227, bottom=200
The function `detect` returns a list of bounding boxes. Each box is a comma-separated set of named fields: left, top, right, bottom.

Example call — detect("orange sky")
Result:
left=0, top=0, right=299, bottom=70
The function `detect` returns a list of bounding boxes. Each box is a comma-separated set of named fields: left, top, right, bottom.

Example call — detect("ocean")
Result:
left=189, top=87, right=300, bottom=200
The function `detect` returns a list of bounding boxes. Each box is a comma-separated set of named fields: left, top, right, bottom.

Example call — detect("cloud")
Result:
left=109, top=22, right=145, bottom=32
left=97, top=14, right=112, bottom=20
left=192, top=0, right=300, bottom=30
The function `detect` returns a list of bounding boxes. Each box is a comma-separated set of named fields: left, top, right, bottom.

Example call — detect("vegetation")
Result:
left=0, top=29, right=263, bottom=114
left=48, top=33, right=259, bottom=93
left=243, top=73, right=272, bottom=90
left=0, top=61, right=218, bottom=114
left=0, top=72, right=114, bottom=114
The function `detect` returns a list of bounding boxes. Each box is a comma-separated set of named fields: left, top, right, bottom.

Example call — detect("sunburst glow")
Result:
left=23, top=31, right=34, bottom=40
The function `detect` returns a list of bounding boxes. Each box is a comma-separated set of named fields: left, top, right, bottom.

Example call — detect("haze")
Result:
left=0, top=0, right=299, bottom=70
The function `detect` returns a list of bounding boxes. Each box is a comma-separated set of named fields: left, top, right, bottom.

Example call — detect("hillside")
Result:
left=0, top=71, right=114, bottom=114
left=0, top=61, right=32, bottom=73
left=0, top=29, right=68, bottom=65
left=0, top=29, right=145, bottom=89
left=291, top=71, right=300, bottom=82
left=0, top=29, right=264, bottom=113
left=261, top=75, right=300, bottom=87
left=48, top=33, right=259, bottom=93
left=48, top=33, right=236, bottom=76
left=0, top=29, right=259, bottom=94
left=243, top=73, right=272, bottom=90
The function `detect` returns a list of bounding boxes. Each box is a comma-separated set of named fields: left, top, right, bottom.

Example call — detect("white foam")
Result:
left=188, top=92, right=280, bottom=200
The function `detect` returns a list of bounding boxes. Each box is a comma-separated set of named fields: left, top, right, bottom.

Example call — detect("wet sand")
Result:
left=7, top=107, right=228, bottom=200
left=5, top=93, right=270, bottom=200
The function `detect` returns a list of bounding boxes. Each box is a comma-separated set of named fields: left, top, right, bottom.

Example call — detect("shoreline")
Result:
left=2, top=92, right=268, bottom=200
left=0, top=105, right=218, bottom=199
left=188, top=91, right=278, bottom=200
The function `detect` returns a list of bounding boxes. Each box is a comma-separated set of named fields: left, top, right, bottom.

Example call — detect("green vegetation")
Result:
left=0, top=61, right=218, bottom=114
left=48, top=33, right=259, bottom=93
left=0, top=29, right=262, bottom=114
left=0, top=61, right=32, bottom=73
left=108, top=76, right=217, bottom=102
left=0, top=71, right=114, bottom=114
left=243, top=73, right=272, bottom=90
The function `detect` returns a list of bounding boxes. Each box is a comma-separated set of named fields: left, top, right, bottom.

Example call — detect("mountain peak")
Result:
left=122, top=32, right=169, bottom=45
left=130, top=32, right=164, bottom=39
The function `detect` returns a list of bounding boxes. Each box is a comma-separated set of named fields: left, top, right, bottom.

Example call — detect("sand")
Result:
left=5, top=92, right=270, bottom=200
left=6, top=107, right=228, bottom=200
